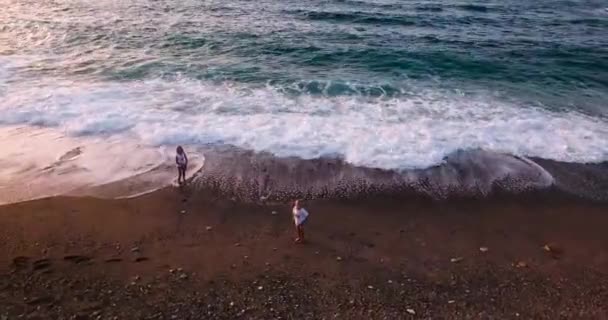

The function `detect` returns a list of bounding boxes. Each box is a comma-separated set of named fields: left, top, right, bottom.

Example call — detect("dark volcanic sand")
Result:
left=1, top=188, right=607, bottom=319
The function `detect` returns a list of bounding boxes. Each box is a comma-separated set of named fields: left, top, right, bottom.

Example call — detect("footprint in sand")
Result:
left=11, top=256, right=30, bottom=270
left=32, top=258, right=52, bottom=271
left=63, top=255, right=91, bottom=264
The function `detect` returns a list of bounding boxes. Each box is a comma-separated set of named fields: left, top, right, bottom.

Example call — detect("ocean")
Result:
left=0, top=0, right=607, bottom=203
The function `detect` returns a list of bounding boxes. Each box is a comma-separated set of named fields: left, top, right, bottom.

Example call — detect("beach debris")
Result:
left=479, top=246, right=489, bottom=253
left=205, top=226, right=213, bottom=231
left=543, top=243, right=563, bottom=259
left=514, top=261, right=528, bottom=268
left=406, top=308, right=416, bottom=315
left=450, top=257, right=464, bottom=263
left=336, top=256, right=343, bottom=262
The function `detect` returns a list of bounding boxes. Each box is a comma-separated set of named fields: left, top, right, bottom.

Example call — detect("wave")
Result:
left=1, top=72, right=607, bottom=171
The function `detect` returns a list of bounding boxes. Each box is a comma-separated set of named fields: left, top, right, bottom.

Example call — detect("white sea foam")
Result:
left=1, top=74, right=607, bottom=172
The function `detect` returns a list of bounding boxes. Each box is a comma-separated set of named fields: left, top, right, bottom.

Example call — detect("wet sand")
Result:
left=1, top=187, right=607, bottom=319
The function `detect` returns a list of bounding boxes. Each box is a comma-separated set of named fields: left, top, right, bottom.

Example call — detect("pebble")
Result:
left=336, top=256, right=343, bottom=261
left=257, top=286, right=264, bottom=290
left=448, top=300, right=456, bottom=304
left=180, top=210, right=186, bottom=214
left=406, top=308, right=416, bottom=315
left=367, top=285, right=374, bottom=290
left=234, top=243, right=241, bottom=247
left=179, top=273, right=188, bottom=280
left=131, top=247, right=140, bottom=253
left=387, top=280, right=393, bottom=284
left=206, top=226, right=213, bottom=231
left=479, top=247, right=489, bottom=253
left=450, top=257, right=463, bottom=263
left=271, top=211, right=278, bottom=215
left=515, top=261, right=528, bottom=268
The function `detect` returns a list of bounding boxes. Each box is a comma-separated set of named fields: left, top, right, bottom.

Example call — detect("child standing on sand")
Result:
left=176, top=146, right=188, bottom=185
left=292, top=200, right=309, bottom=243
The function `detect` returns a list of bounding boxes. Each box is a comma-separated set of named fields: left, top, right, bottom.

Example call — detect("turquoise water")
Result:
left=0, top=0, right=607, bottom=170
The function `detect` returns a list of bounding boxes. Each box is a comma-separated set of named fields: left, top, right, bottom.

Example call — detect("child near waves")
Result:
left=176, top=146, right=188, bottom=185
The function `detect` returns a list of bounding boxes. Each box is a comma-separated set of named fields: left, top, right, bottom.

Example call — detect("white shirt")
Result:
left=176, top=153, right=187, bottom=166
left=292, top=207, right=309, bottom=226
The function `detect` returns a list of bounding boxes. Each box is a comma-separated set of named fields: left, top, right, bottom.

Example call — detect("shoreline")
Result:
left=1, top=187, right=607, bottom=319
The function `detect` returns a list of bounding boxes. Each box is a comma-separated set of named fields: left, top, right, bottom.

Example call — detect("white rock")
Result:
left=406, top=308, right=416, bottom=315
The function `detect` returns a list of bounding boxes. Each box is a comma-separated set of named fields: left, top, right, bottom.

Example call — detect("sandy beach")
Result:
left=1, top=187, right=607, bottom=319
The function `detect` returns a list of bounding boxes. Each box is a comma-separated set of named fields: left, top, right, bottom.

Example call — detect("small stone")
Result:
left=177, top=268, right=183, bottom=272
left=450, top=257, right=463, bottom=263
left=336, top=256, right=343, bottom=261
left=131, top=247, right=140, bottom=253
left=515, top=261, right=528, bottom=268
left=234, top=243, right=241, bottom=247
left=179, top=273, right=188, bottom=280
left=271, top=211, right=278, bottom=215
left=133, top=275, right=140, bottom=281
left=448, top=300, right=455, bottom=304
left=169, top=268, right=176, bottom=273
left=542, top=243, right=563, bottom=259
left=206, top=226, right=213, bottom=231
left=367, top=285, right=374, bottom=289
left=406, top=308, right=416, bottom=315
left=180, top=210, right=186, bottom=214
left=265, top=262, right=270, bottom=266
left=387, top=280, right=393, bottom=284
left=229, top=302, right=234, bottom=307
left=479, top=247, right=489, bottom=253
left=257, top=286, right=263, bottom=290
left=272, top=247, right=277, bottom=251
left=315, top=251, right=320, bottom=255
left=244, top=255, right=249, bottom=260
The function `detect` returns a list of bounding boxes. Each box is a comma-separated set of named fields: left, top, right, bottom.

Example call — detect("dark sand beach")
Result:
left=1, top=187, right=607, bottom=319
